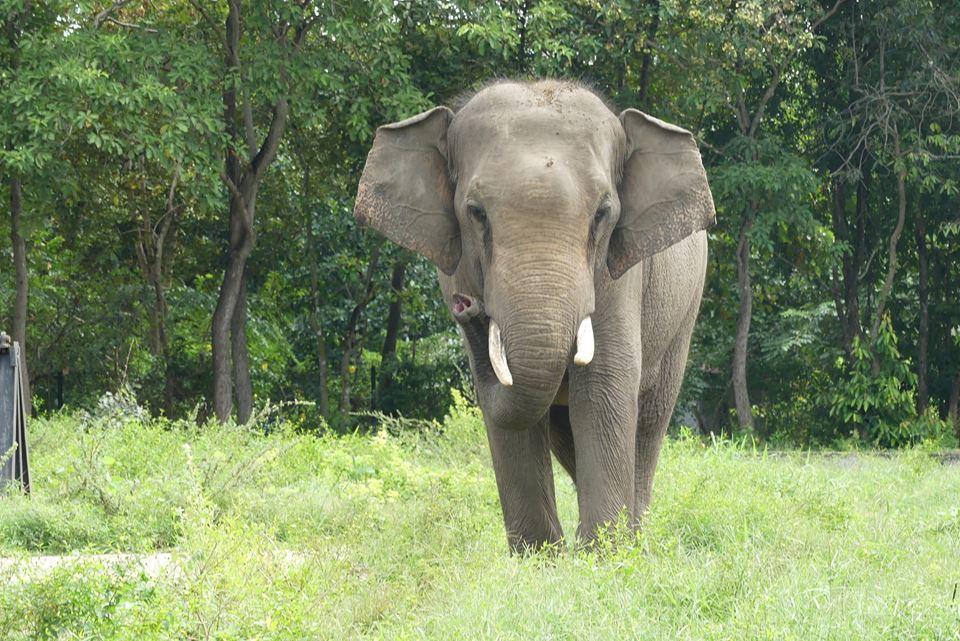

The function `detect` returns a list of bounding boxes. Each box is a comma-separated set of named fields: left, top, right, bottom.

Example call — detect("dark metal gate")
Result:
left=0, top=332, right=30, bottom=493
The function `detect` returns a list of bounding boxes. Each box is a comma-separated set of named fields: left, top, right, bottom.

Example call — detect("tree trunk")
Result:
left=9, top=173, right=30, bottom=416
left=829, top=179, right=854, bottom=358
left=151, top=276, right=174, bottom=416
left=150, top=276, right=175, bottom=417
left=133, top=169, right=180, bottom=417
left=353, top=314, right=373, bottom=411
left=339, top=310, right=360, bottom=413
left=732, top=213, right=754, bottom=430
left=852, top=168, right=867, bottom=335
left=143, top=283, right=163, bottom=354
left=211, top=2, right=247, bottom=422
left=514, top=0, right=531, bottom=72
left=871, top=156, right=907, bottom=334
left=155, top=252, right=175, bottom=416
left=5, top=0, right=30, bottom=414
left=162, top=337, right=175, bottom=417
left=949, top=373, right=960, bottom=438
left=209, top=0, right=291, bottom=422
left=301, top=157, right=330, bottom=418
left=914, top=208, right=929, bottom=413
left=231, top=273, right=253, bottom=423
left=338, top=247, right=380, bottom=412
left=374, top=260, right=406, bottom=410
left=829, top=174, right=867, bottom=360
left=151, top=282, right=167, bottom=348
left=313, top=315, right=330, bottom=417
left=637, top=0, right=661, bottom=107
left=211, top=199, right=254, bottom=421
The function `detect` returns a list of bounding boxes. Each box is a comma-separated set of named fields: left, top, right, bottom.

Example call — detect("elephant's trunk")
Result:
left=476, top=252, right=592, bottom=431
left=488, top=315, right=594, bottom=386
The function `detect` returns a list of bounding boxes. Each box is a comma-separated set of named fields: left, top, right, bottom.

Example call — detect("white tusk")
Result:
left=488, top=320, right=513, bottom=387
left=574, top=316, right=594, bottom=366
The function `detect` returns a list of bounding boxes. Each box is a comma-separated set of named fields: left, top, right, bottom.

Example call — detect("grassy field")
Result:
left=1, top=395, right=959, bottom=640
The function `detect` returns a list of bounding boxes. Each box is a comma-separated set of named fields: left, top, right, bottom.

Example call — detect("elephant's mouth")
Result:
left=452, top=293, right=474, bottom=316
left=451, top=293, right=497, bottom=382
left=450, top=294, right=513, bottom=386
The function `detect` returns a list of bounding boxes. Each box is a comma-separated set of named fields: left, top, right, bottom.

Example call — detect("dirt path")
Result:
left=755, top=449, right=960, bottom=466
left=0, top=552, right=175, bottom=583
left=0, top=549, right=312, bottom=584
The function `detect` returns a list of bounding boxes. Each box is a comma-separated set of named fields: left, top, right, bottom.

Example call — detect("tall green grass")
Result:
left=2, top=394, right=958, bottom=640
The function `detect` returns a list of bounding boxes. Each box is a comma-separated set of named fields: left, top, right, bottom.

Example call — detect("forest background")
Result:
left=2, top=0, right=959, bottom=448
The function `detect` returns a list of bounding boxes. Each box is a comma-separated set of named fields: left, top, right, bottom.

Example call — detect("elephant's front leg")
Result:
left=451, top=293, right=563, bottom=553
left=568, top=316, right=642, bottom=544
left=485, top=416, right=564, bottom=553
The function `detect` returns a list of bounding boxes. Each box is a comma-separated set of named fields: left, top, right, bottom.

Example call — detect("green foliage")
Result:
left=2, top=0, right=959, bottom=445
left=376, top=333, right=470, bottom=421
left=2, top=411, right=959, bottom=639
left=829, top=317, right=954, bottom=448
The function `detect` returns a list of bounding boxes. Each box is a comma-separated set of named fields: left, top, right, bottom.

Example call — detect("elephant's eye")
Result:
left=594, top=202, right=611, bottom=224
left=467, top=203, right=487, bottom=225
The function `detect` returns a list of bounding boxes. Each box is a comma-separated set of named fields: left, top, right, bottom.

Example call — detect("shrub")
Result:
left=829, top=317, right=953, bottom=447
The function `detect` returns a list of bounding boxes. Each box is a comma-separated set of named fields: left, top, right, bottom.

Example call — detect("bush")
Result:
left=829, top=317, right=954, bottom=448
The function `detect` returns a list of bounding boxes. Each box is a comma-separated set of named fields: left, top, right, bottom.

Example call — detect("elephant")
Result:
left=354, top=80, right=715, bottom=552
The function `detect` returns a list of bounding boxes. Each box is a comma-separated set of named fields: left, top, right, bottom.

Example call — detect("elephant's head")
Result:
left=355, top=81, right=714, bottom=430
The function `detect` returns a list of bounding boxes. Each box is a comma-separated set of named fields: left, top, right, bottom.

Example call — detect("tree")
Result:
left=187, top=1, right=319, bottom=423
left=660, top=0, right=845, bottom=430
left=1, top=0, right=52, bottom=415
left=817, top=0, right=960, bottom=430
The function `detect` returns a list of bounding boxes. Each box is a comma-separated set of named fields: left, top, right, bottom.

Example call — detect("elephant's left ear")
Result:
left=608, top=109, right=716, bottom=279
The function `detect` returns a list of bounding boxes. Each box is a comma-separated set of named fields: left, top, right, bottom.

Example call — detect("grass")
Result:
left=1, top=393, right=959, bottom=640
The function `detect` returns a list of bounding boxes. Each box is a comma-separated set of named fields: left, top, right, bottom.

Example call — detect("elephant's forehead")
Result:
left=456, top=80, right=615, bottom=122
left=449, top=83, right=623, bottom=167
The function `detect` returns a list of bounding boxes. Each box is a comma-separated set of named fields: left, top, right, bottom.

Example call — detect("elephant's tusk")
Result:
left=574, top=316, right=594, bottom=366
left=488, top=320, right=514, bottom=387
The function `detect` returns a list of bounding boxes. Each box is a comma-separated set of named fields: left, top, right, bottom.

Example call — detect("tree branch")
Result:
left=155, top=163, right=181, bottom=267
left=242, top=88, right=258, bottom=160
left=810, top=0, right=846, bottom=33
left=93, top=0, right=132, bottom=28
left=105, top=16, right=158, bottom=33
left=748, top=65, right=781, bottom=138
left=250, top=99, right=290, bottom=181
left=219, top=167, right=252, bottom=232
left=748, top=0, right=847, bottom=138
left=187, top=0, right=218, bottom=32
left=870, top=143, right=907, bottom=342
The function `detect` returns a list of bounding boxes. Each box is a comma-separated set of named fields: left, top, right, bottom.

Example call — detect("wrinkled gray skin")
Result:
left=354, top=80, right=714, bottom=552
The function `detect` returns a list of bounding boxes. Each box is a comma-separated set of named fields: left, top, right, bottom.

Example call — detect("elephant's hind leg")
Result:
left=634, top=325, right=696, bottom=519
left=549, top=405, right=576, bottom=482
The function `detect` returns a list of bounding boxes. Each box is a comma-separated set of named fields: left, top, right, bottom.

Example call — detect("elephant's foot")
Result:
left=507, top=527, right=564, bottom=556
left=575, top=512, right=639, bottom=551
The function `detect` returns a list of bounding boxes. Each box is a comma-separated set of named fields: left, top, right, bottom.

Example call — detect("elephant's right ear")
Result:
left=354, top=106, right=461, bottom=275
